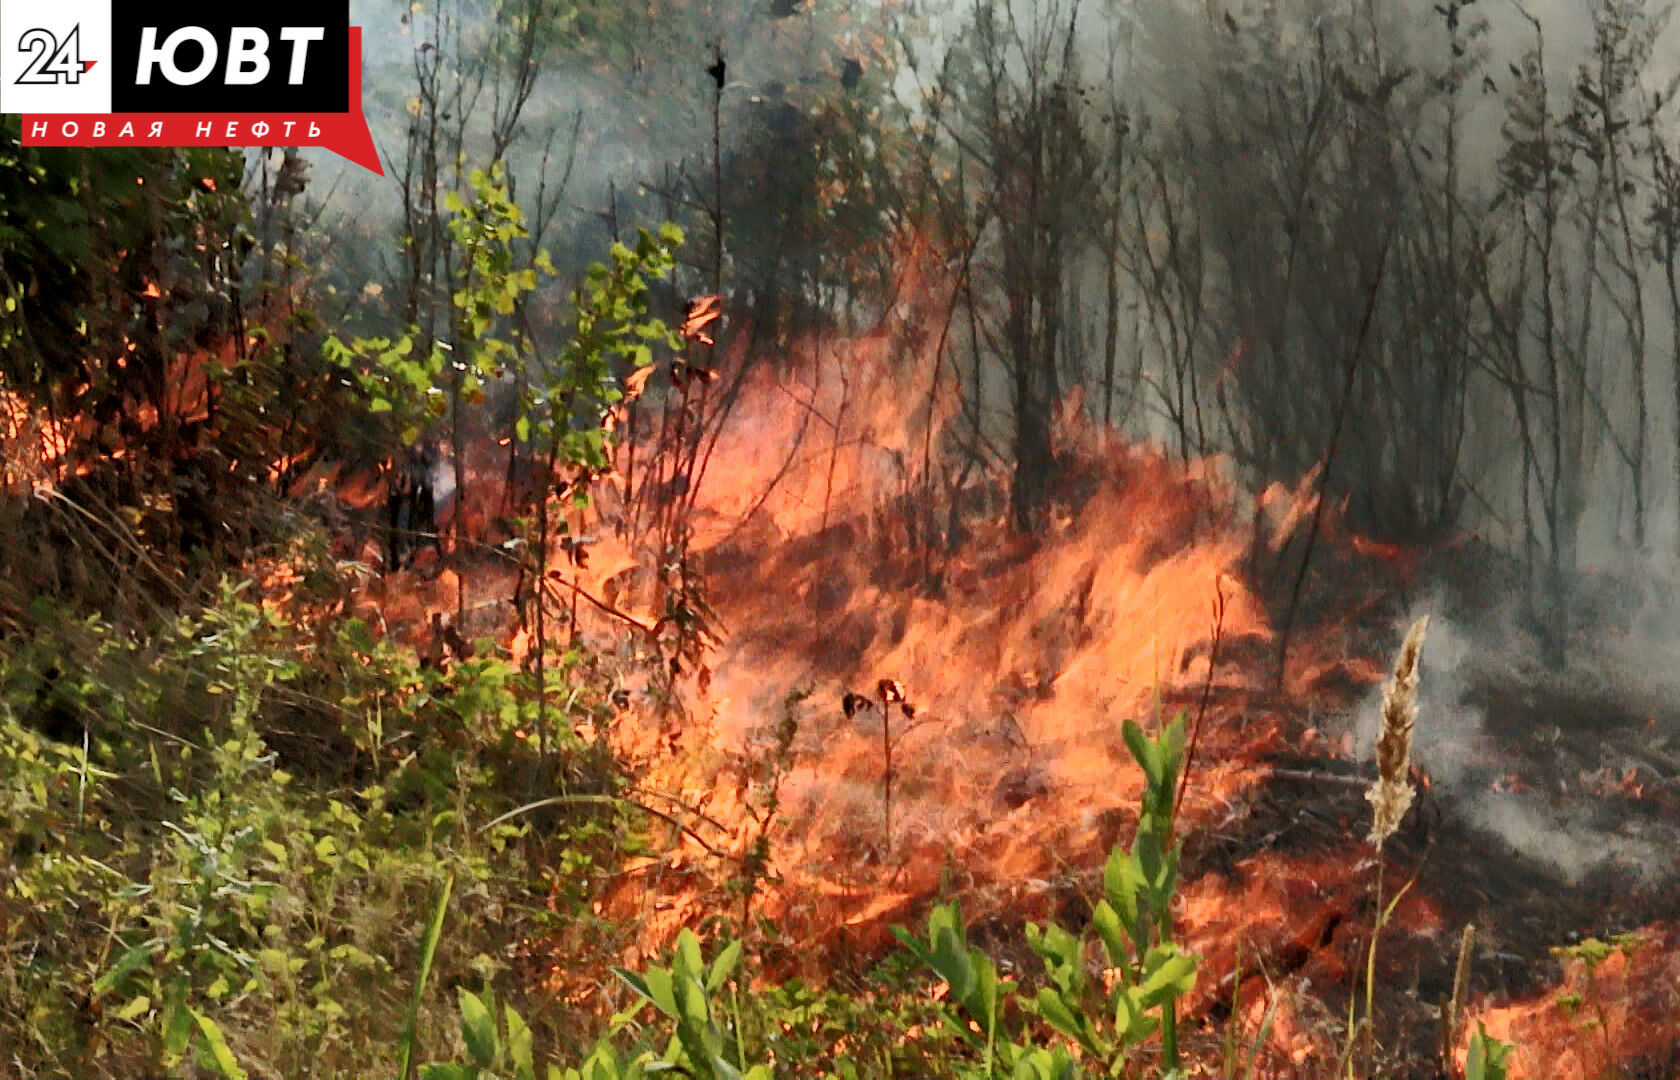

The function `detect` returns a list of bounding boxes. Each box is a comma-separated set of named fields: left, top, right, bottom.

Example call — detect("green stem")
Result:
left=731, top=983, right=747, bottom=1070
left=1363, top=856, right=1388, bottom=1070
left=985, top=977, right=997, bottom=1078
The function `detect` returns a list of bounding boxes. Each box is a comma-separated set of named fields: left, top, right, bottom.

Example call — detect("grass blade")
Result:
left=1244, top=987, right=1281, bottom=1080
left=398, top=872, right=455, bottom=1080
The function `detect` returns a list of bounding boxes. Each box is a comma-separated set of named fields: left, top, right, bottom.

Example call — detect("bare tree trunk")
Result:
left=1102, top=231, right=1120, bottom=429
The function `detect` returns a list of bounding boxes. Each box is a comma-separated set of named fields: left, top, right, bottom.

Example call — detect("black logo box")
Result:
left=110, top=0, right=348, bottom=112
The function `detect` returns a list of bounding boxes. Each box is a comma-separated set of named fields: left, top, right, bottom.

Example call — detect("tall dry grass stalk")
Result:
left=1366, top=615, right=1428, bottom=848
left=1345, top=615, right=1431, bottom=1077
left=1442, top=923, right=1476, bottom=1068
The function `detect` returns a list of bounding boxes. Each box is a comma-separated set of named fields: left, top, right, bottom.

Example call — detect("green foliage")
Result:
left=425, top=928, right=967, bottom=1080
left=1465, top=1023, right=1514, bottom=1080
left=1551, top=933, right=1643, bottom=973
left=730, top=966, right=960, bottom=1077
left=1548, top=933, right=1642, bottom=1076
left=521, top=219, right=682, bottom=479
left=427, top=990, right=654, bottom=1080
left=326, top=161, right=682, bottom=499
left=895, top=903, right=1069, bottom=1080
left=0, top=119, right=247, bottom=407
left=612, top=929, right=766, bottom=1080
left=10, top=580, right=1533, bottom=1080
left=420, top=984, right=544, bottom=1080
left=0, top=567, right=630, bottom=1078
left=323, top=329, right=450, bottom=447
left=893, top=714, right=1197, bottom=1079
left=326, top=163, right=543, bottom=447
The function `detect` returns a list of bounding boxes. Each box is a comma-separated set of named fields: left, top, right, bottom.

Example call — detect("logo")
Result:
left=1, top=0, right=110, bottom=115
left=1, top=0, right=380, bottom=173
left=14, top=26, right=93, bottom=85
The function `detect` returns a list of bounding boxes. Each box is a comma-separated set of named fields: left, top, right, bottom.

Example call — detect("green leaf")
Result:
left=163, top=999, right=195, bottom=1058
left=459, top=988, right=498, bottom=1066
left=398, top=874, right=454, bottom=1080
left=419, top=1066, right=478, bottom=1080
left=114, top=995, right=151, bottom=1022
left=1104, top=848, right=1146, bottom=946
left=506, top=1004, right=535, bottom=1080
left=94, top=937, right=160, bottom=994
left=674, top=930, right=704, bottom=984
left=1135, top=948, right=1197, bottom=1006
left=706, top=940, right=742, bottom=994
left=1123, top=719, right=1162, bottom=788
left=1163, top=712, right=1188, bottom=773
left=190, top=1010, right=248, bottom=1080
left=709, top=1056, right=745, bottom=1080
left=1466, top=1023, right=1515, bottom=1080
left=611, top=968, right=656, bottom=1024
left=1113, top=985, right=1161, bottom=1045
left=930, top=928, right=974, bottom=1003
left=638, top=967, right=680, bottom=1019
left=1091, top=900, right=1127, bottom=972
left=1035, top=987, right=1104, bottom=1057
left=1027, top=921, right=1084, bottom=996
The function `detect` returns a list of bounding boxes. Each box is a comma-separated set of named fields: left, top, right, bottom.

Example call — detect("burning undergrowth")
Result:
left=606, top=387, right=1269, bottom=939
left=294, top=277, right=1680, bottom=1076
left=554, top=329, right=1680, bottom=1075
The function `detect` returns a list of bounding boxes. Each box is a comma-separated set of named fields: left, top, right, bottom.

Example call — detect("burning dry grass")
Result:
left=1466, top=924, right=1680, bottom=1079
left=580, top=323, right=1284, bottom=966
left=298, top=259, right=1680, bottom=1076
left=704, top=456, right=1259, bottom=901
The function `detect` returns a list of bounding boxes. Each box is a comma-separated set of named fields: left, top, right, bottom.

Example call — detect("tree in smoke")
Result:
left=936, top=0, right=1099, bottom=534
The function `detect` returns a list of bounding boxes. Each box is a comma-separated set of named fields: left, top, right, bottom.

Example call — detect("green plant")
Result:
left=894, top=903, right=1081, bottom=1080
left=83, top=584, right=318, bottom=1076
left=733, top=688, right=805, bottom=936
left=613, top=929, right=766, bottom=1080
left=0, top=556, right=632, bottom=1077
left=324, top=164, right=548, bottom=446
left=729, top=966, right=962, bottom=1077
left=426, top=991, right=661, bottom=1080
left=894, top=711, right=1199, bottom=1079
left=1551, top=933, right=1642, bottom=1079
left=509, top=212, right=684, bottom=741
left=421, top=983, right=542, bottom=1080
left=400, top=873, right=456, bottom=1080
left=1465, top=1022, right=1515, bottom=1080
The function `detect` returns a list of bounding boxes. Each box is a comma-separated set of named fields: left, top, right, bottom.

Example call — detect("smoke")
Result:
left=1464, top=790, right=1669, bottom=884
left=297, top=0, right=905, bottom=292
left=1351, top=598, right=1680, bottom=885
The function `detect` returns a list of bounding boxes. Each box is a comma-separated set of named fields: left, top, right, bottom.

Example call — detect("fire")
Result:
left=583, top=251, right=1289, bottom=976
left=300, top=230, right=1679, bottom=1075
left=1464, top=924, right=1680, bottom=1079
left=680, top=294, right=724, bottom=347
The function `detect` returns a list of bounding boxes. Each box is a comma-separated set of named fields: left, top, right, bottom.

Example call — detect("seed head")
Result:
left=1365, top=615, right=1428, bottom=848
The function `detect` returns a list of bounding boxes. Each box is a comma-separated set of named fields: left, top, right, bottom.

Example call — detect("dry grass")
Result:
left=1366, top=615, right=1427, bottom=848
